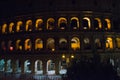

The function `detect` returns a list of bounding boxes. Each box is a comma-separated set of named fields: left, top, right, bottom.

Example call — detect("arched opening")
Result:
left=35, top=19, right=43, bottom=31
left=104, top=19, right=111, bottom=30
left=106, top=37, right=113, bottom=49
left=16, top=40, right=22, bottom=50
left=110, top=58, right=115, bottom=67
left=84, top=38, right=91, bottom=49
left=59, top=38, right=68, bottom=50
left=1, top=41, right=6, bottom=51
left=6, top=59, right=12, bottom=72
left=47, top=60, right=55, bottom=75
left=58, top=17, right=67, bottom=30
left=95, top=38, right=102, bottom=49
left=59, top=60, right=67, bottom=75
left=15, top=60, right=21, bottom=73
left=70, top=17, right=79, bottom=30
left=25, top=39, right=32, bottom=51
left=16, top=21, right=23, bottom=32
left=9, top=22, right=14, bottom=33
left=116, top=38, right=120, bottom=49
left=0, top=59, right=5, bottom=71
left=71, top=37, right=80, bottom=50
left=47, top=18, right=55, bottom=30
left=35, top=38, right=43, bottom=50
left=46, top=38, right=55, bottom=51
left=24, top=60, right=31, bottom=73
left=26, top=20, right=32, bottom=31
left=8, top=40, right=14, bottom=51
left=94, top=18, right=102, bottom=30
left=82, top=17, right=91, bottom=30
left=35, top=60, right=43, bottom=74
left=2, top=24, right=7, bottom=34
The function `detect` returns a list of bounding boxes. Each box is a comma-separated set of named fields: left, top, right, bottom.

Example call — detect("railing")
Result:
left=0, top=73, right=62, bottom=80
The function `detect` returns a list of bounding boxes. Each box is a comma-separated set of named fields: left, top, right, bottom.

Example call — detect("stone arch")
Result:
left=46, top=38, right=55, bottom=51
left=59, top=60, right=67, bottom=75
left=35, top=38, right=43, bottom=50
left=0, top=59, right=5, bottom=71
left=71, top=37, right=80, bottom=50
left=8, top=40, right=14, bottom=51
left=9, top=22, right=15, bottom=33
left=58, top=17, right=67, bottom=30
left=106, top=37, right=113, bottom=49
left=59, top=38, right=68, bottom=50
left=16, top=21, right=23, bottom=32
left=25, top=39, right=32, bottom=51
left=6, top=59, right=12, bottom=72
left=70, top=17, right=79, bottom=29
left=15, top=60, right=21, bottom=73
left=16, top=39, right=22, bottom=50
left=24, top=60, right=31, bottom=73
left=104, top=18, right=111, bottom=30
left=1, top=41, right=6, bottom=51
left=47, top=18, right=55, bottom=30
left=26, top=20, right=32, bottom=31
left=116, top=38, right=120, bottom=49
left=82, top=17, right=91, bottom=29
left=35, top=19, right=43, bottom=30
left=2, top=23, right=7, bottom=34
left=83, top=37, right=91, bottom=49
left=94, top=18, right=102, bottom=30
left=35, top=60, right=43, bottom=74
left=95, top=38, right=102, bottom=49
left=47, top=60, right=55, bottom=75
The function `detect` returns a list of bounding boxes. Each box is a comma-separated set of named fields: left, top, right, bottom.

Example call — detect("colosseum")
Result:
left=0, top=0, right=120, bottom=80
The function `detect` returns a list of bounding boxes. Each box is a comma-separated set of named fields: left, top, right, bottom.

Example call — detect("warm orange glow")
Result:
left=105, top=19, right=111, bottom=30
left=47, top=18, right=55, bottom=30
left=35, top=19, right=43, bottom=30
left=25, top=39, right=32, bottom=50
left=2, top=24, right=7, bottom=33
left=71, top=54, right=74, bottom=58
left=9, top=22, right=14, bottom=33
left=59, top=38, right=67, bottom=43
left=83, top=17, right=91, bottom=29
left=62, top=54, right=65, bottom=59
left=26, top=20, right=32, bottom=31
left=106, top=37, right=113, bottom=49
left=58, top=17, right=67, bottom=29
left=16, top=40, right=22, bottom=50
left=16, top=21, right=23, bottom=32
left=52, top=48, right=55, bottom=51
left=71, top=37, right=80, bottom=50
left=116, top=38, right=120, bottom=48
left=95, top=18, right=102, bottom=29
left=35, top=38, right=43, bottom=50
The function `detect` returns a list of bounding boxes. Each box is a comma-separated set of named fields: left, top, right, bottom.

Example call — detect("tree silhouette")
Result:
left=66, top=57, right=120, bottom=80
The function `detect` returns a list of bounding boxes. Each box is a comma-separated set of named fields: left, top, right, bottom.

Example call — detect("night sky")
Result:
left=0, top=0, right=120, bottom=18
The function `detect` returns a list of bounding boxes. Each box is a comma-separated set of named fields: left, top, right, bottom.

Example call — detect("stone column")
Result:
left=21, top=59, right=25, bottom=74
left=4, top=59, right=7, bottom=72
left=31, top=60, right=35, bottom=74
left=55, top=60, right=59, bottom=75
left=43, top=60, right=47, bottom=75
left=12, top=60, right=16, bottom=73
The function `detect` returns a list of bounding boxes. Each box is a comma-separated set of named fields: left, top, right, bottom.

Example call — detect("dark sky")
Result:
left=0, top=0, right=120, bottom=18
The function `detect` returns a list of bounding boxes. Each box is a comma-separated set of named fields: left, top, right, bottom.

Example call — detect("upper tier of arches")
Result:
left=0, top=16, right=112, bottom=34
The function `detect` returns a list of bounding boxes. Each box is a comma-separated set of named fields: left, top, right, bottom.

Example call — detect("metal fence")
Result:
left=0, top=73, right=62, bottom=80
